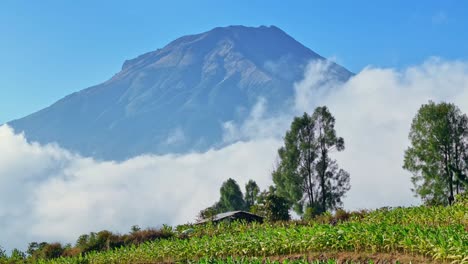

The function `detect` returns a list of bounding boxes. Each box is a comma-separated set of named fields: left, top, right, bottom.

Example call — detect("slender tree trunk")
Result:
left=445, top=149, right=454, bottom=205
left=319, top=126, right=327, bottom=212
left=448, top=170, right=454, bottom=205
left=454, top=142, right=460, bottom=195
left=308, top=173, right=314, bottom=205
left=306, top=132, right=314, bottom=207
left=321, top=155, right=327, bottom=211
left=306, top=159, right=312, bottom=206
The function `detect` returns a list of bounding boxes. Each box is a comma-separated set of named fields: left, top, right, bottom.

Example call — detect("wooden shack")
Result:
left=196, top=210, right=263, bottom=225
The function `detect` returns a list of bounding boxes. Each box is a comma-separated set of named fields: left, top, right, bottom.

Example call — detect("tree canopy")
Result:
left=251, top=187, right=291, bottom=222
left=244, top=180, right=260, bottom=211
left=218, top=178, right=246, bottom=212
left=198, top=178, right=247, bottom=220
left=273, top=107, right=350, bottom=216
left=403, top=101, right=468, bottom=205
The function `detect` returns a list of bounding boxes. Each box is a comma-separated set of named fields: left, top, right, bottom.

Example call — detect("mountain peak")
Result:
left=121, top=25, right=314, bottom=73
left=11, top=26, right=352, bottom=160
left=207, top=25, right=283, bottom=34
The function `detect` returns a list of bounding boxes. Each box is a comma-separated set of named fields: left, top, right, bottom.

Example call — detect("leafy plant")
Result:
left=35, top=205, right=467, bottom=264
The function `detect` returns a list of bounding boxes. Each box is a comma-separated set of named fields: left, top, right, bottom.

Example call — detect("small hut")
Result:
left=196, top=211, right=263, bottom=225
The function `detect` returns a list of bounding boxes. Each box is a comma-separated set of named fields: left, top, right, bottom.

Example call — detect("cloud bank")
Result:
left=0, top=127, right=279, bottom=250
left=1, top=57, right=468, bottom=251
left=294, top=58, right=468, bottom=209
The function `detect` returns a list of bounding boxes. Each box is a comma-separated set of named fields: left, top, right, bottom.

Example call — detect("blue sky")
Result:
left=0, top=0, right=466, bottom=124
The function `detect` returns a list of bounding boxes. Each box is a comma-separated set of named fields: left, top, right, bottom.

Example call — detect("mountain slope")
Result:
left=9, top=25, right=352, bottom=160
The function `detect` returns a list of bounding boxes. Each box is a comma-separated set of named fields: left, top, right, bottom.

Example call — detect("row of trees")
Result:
left=198, top=179, right=290, bottom=222
left=201, top=101, right=467, bottom=222
left=201, top=106, right=350, bottom=220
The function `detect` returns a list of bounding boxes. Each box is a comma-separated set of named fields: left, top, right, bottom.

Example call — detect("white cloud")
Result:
left=164, top=127, right=186, bottom=145
left=0, top=125, right=279, bottom=250
left=2, top=57, right=468, bottom=252
left=227, top=57, right=468, bottom=211
left=294, top=57, right=468, bottom=210
left=222, top=97, right=291, bottom=143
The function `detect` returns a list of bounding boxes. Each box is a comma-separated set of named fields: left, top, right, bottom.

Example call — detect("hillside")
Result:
left=25, top=203, right=468, bottom=264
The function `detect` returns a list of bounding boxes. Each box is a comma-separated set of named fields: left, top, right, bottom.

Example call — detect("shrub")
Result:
left=39, top=243, right=64, bottom=260
left=61, top=247, right=82, bottom=258
left=334, top=208, right=351, bottom=223
left=124, top=228, right=173, bottom=245
left=455, top=192, right=467, bottom=206
left=10, top=249, right=26, bottom=261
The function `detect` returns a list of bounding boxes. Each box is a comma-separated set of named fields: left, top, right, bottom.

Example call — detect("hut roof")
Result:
left=197, top=210, right=263, bottom=224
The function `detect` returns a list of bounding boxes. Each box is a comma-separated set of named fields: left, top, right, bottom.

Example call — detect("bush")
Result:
left=39, top=243, right=64, bottom=260
left=10, top=249, right=26, bottom=261
left=74, top=227, right=174, bottom=255
left=251, top=191, right=290, bottom=222
left=61, top=247, right=82, bottom=258
left=349, top=209, right=368, bottom=221
left=455, top=192, right=467, bottom=206
left=124, top=228, right=173, bottom=245
left=334, top=208, right=351, bottom=222
left=15, top=226, right=175, bottom=262
left=312, top=211, right=333, bottom=224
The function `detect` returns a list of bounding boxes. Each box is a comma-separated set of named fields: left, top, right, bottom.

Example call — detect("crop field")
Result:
left=38, top=204, right=467, bottom=264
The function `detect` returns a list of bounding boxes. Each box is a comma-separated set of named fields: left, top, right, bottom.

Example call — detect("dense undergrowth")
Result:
left=19, top=202, right=466, bottom=264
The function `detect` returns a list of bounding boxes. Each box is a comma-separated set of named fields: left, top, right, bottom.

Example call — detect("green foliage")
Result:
left=455, top=192, right=468, bottom=206
left=196, top=257, right=374, bottom=263
left=37, top=205, right=467, bottom=264
left=403, top=101, right=468, bottom=205
left=130, top=225, right=141, bottom=233
left=75, top=231, right=119, bottom=253
left=197, top=204, right=220, bottom=221
left=74, top=228, right=173, bottom=255
left=25, top=242, right=64, bottom=262
left=9, top=249, right=26, bottom=262
left=200, top=178, right=247, bottom=220
left=251, top=188, right=290, bottom=222
left=0, top=246, right=6, bottom=261
left=35, top=243, right=64, bottom=260
left=244, top=179, right=260, bottom=211
left=303, top=205, right=325, bottom=221
left=273, top=108, right=350, bottom=216
left=5, top=227, right=174, bottom=263
left=219, top=178, right=246, bottom=212
left=26, top=242, right=39, bottom=256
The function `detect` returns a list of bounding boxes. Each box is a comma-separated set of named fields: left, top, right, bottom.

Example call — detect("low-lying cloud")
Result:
left=314, top=58, right=468, bottom=210
left=225, top=57, right=468, bottom=210
left=0, top=126, right=279, bottom=250
left=1, top=57, right=468, bottom=251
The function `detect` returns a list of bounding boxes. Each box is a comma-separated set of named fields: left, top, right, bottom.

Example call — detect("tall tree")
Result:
left=218, top=178, right=246, bottom=212
left=273, top=107, right=350, bottom=216
left=197, top=178, right=246, bottom=221
left=312, top=106, right=350, bottom=213
left=244, top=180, right=260, bottom=210
left=403, top=101, right=468, bottom=205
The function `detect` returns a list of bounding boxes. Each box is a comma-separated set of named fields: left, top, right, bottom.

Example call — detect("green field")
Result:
left=34, top=203, right=467, bottom=264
